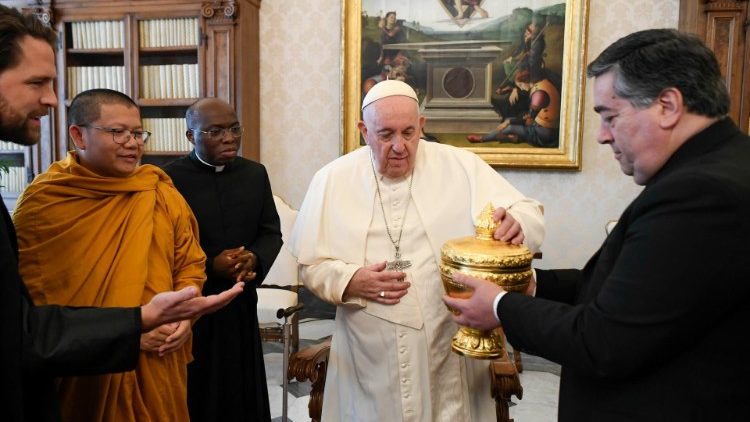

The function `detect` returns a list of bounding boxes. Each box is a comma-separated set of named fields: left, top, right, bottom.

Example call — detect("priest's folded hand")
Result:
left=232, top=250, right=257, bottom=283
left=344, top=261, right=411, bottom=305
left=213, top=246, right=249, bottom=280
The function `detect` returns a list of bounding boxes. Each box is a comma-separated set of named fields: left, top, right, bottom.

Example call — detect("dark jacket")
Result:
left=164, top=151, right=282, bottom=422
left=498, top=118, right=750, bottom=421
left=1, top=201, right=140, bottom=421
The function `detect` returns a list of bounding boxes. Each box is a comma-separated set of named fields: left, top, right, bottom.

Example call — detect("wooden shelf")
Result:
left=137, top=98, right=197, bottom=107
left=139, top=45, right=198, bottom=54
left=67, top=48, right=124, bottom=55
left=66, top=98, right=200, bottom=108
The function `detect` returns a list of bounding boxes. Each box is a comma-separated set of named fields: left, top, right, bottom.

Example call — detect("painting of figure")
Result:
left=360, top=0, right=565, bottom=149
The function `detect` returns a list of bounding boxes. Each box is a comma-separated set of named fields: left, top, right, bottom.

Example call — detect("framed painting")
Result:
left=342, top=0, right=589, bottom=169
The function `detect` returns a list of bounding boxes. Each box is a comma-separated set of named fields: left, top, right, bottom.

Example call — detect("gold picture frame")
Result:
left=342, top=0, right=589, bottom=169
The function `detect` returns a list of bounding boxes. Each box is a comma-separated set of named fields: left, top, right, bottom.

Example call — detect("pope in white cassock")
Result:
left=290, top=80, right=545, bottom=422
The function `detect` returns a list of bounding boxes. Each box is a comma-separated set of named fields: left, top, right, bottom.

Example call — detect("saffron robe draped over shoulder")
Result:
left=290, top=140, right=544, bottom=422
left=13, top=152, right=206, bottom=422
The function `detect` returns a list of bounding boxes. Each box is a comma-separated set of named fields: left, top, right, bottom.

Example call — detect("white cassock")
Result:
left=290, top=140, right=544, bottom=422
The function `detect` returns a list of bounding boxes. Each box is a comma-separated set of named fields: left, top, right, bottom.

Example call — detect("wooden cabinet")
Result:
left=1, top=0, right=261, bottom=201
left=680, top=0, right=750, bottom=133
left=59, top=14, right=203, bottom=166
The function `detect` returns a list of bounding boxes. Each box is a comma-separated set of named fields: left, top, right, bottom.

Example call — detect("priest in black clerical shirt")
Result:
left=164, top=98, right=282, bottom=422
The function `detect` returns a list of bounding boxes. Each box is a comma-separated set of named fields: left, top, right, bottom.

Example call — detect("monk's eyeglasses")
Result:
left=191, top=125, right=243, bottom=140
left=79, top=125, right=151, bottom=145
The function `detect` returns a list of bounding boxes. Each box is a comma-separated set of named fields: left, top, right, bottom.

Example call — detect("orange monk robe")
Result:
left=14, top=152, right=206, bottom=422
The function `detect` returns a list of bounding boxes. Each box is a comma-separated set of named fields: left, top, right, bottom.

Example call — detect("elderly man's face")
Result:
left=593, top=71, right=667, bottom=185
left=359, top=96, right=424, bottom=179
left=72, top=103, right=144, bottom=177
left=187, top=99, right=240, bottom=166
left=0, top=36, right=57, bottom=146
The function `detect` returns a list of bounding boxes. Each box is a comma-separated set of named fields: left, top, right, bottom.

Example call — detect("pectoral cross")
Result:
left=386, top=249, right=412, bottom=271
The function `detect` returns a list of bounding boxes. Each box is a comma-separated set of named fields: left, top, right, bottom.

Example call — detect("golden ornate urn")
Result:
left=440, top=204, right=533, bottom=359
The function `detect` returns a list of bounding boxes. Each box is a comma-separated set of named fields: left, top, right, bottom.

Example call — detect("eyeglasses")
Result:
left=192, top=125, right=243, bottom=140
left=80, top=125, right=151, bottom=145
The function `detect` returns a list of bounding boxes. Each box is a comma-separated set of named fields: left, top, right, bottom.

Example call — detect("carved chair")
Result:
left=288, top=337, right=331, bottom=422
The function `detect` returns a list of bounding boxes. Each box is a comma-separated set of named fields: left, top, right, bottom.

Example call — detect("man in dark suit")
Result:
left=444, top=29, right=750, bottom=420
left=0, top=5, right=244, bottom=421
left=164, top=98, right=282, bottom=422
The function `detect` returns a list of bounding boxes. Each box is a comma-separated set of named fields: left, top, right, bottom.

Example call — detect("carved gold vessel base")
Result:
left=451, top=326, right=505, bottom=359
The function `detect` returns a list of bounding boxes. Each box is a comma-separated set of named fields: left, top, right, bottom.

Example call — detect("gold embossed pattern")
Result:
left=439, top=203, right=534, bottom=358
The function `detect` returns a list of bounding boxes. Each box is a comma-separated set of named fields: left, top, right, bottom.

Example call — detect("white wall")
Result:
left=259, top=0, right=679, bottom=269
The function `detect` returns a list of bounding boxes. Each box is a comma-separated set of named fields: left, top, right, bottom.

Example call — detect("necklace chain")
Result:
left=370, top=152, right=413, bottom=260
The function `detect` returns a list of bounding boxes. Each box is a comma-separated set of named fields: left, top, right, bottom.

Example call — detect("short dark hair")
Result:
left=185, top=97, right=229, bottom=130
left=0, top=4, right=56, bottom=75
left=185, top=99, right=204, bottom=130
left=587, top=28, right=729, bottom=118
left=68, top=89, right=138, bottom=126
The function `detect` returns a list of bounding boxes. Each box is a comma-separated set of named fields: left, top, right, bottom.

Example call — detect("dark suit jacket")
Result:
left=498, top=118, right=750, bottom=421
left=164, top=151, right=282, bottom=422
left=1, top=201, right=140, bottom=421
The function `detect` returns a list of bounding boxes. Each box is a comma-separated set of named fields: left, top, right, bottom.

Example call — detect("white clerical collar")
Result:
left=195, top=152, right=225, bottom=172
